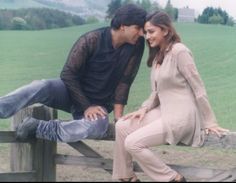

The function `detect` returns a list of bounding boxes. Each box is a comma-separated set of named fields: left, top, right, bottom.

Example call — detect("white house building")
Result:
left=178, top=7, right=195, bottom=22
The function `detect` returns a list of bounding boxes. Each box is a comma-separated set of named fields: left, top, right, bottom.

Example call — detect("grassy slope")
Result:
left=0, top=0, right=46, bottom=9
left=0, top=22, right=236, bottom=130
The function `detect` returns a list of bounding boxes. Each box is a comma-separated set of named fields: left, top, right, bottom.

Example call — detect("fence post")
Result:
left=11, top=104, right=57, bottom=182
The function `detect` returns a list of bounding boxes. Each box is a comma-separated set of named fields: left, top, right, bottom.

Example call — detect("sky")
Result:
left=156, top=0, right=236, bottom=19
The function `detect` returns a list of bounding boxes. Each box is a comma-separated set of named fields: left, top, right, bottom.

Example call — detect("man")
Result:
left=0, top=4, right=146, bottom=142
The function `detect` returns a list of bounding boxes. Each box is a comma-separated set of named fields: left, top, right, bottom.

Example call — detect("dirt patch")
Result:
left=1, top=141, right=236, bottom=181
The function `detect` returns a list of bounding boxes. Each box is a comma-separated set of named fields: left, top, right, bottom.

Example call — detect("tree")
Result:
left=86, top=16, right=99, bottom=24
left=106, top=0, right=122, bottom=19
left=11, top=17, right=27, bottom=30
left=197, top=6, right=233, bottom=26
left=226, top=16, right=235, bottom=26
left=208, top=14, right=224, bottom=24
left=164, top=0, right=176, bottom=21
left=122, top=0, right=134, bottom=5
left=140, top=0, right=152, bottom=11
left=150, top=1, right=161, bottom=12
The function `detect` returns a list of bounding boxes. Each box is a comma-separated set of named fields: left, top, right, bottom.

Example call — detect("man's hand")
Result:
left=84, top=106, right=107, bottom=121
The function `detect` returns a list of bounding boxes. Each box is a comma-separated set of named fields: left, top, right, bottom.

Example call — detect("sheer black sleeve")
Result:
left=60, top=31, right=99, bottom=111
left=114, top=37, right=145, bottom=105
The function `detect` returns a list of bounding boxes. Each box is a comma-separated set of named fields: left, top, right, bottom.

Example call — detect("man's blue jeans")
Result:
left=0, top=79, right=109, bottom=142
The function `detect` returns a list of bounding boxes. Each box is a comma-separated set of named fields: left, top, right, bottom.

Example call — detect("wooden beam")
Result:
left=0, top=131, right=30, bottom=143
left=102, top=124, right=236, bottom=149
left=55, top=154, right=112, bottom=170
left=203, top=132, right=236, bottom=149
left=55, top=154, right=236, bottom=181
left=0, top=171, right=36, bottom=182
left=68, top=141, right=112, bottom=174
left=10, top=105, right=57, bottom=182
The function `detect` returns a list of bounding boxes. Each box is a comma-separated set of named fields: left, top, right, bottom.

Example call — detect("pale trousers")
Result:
left=112, top=107, right=178, bottom=182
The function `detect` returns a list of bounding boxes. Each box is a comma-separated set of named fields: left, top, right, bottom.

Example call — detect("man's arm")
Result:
left=113, top=37, right=145, bottom=121
left=113, top=104, right=125, bottom=122
left=60, top=33, right=97, bottom=112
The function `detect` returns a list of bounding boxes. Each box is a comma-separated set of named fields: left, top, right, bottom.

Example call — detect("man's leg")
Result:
left=17, top=115, right=109, bottom=142
left=9, top=79, right=109, bottom=142
left=0, top=79, right=72, bottom=118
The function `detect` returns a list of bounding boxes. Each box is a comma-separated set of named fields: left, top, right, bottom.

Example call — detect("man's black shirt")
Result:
left=61, top=27, right=144, bottom=114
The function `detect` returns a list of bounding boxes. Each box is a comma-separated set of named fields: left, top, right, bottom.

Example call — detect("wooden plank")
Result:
left=203, top=132, right=236, bottom=149
left=68, top=141, right=112, bottom=174
left=101, top=124, right=236, bottom=149
left=55, top=154, right=236, bottom=182
left=206, top=171, right=234, bottom=182
left=0, top=131, right=30, bottom=143
left=55, top=154, right=112, bottom=170
left=0, top=131, right=16, bottom=143
left=69, top=141, right=103, bottom=157
left=103, top=123, right=115, bottom=140
left=10, top=106, right=37, bottom=172
left=10, top=104, right=57, bottom=182
left=41, top=140, right=57, bottom=181
left=30, top=105, right=57, bottom=182
left=0, top=171, right=36, bottom=182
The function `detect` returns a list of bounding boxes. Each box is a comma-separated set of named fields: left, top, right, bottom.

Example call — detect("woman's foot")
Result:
left=119, top=176, right=140, bottom=182
left=170, top=173, right=186, bottom=182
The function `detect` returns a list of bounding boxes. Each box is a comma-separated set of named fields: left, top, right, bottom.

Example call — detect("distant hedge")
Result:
left=0, top=8, right=86, bottom=30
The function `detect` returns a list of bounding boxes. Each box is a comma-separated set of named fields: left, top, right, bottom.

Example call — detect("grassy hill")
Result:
left=0, top=22, right=236, bottom=131
left=0, top=0, right=47, bottom=9
left=0, top=0, right=110, bottom=20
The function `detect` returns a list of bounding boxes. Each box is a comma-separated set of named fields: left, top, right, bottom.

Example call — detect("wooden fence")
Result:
left=0, top=105, right=236, bottom=182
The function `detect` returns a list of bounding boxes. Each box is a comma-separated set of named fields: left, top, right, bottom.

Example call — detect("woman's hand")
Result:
left=121, top=107, right=147, bottom=123
left=205, top=126, right=230, bottom=138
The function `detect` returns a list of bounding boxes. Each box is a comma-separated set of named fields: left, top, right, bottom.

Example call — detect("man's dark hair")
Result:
left=111, top=4, right=147, bottom=30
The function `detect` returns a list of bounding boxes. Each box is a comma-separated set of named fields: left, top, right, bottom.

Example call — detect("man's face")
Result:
left=123, top=25, right=144, bottom=45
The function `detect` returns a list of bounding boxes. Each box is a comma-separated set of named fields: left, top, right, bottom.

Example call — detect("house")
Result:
left=178, top=7, right=195, bottom=22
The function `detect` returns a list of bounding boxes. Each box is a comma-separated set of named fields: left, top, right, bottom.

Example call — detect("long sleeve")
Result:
left=141, top=90, right=160, bottom=112
left=60, top=32, right=98, bottom=111
left=141, top=61, right=160, bottom=111
left=114, top=37, right=145, bottom=105
left=177, top=50, right=218, bottom=129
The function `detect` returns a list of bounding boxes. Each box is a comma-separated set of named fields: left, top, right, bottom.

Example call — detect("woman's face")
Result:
left=144, top=21, right=168, bottom=47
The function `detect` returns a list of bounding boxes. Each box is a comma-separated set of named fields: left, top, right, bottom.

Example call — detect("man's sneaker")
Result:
left=16, top=117, right=40, bottom=141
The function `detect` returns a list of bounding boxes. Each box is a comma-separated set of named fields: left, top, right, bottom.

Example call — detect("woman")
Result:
left=112, top=11, right=229, bottom=182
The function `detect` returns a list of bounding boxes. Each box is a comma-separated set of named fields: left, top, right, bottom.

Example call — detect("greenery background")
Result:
left=0, top=22, right=236, bottom=131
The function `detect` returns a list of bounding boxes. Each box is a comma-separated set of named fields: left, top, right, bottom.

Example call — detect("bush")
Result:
left=11, top=17, right=27, bottom=30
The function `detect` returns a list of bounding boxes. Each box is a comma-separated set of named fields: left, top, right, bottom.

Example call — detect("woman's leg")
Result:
left=112, top=108, right=161, bottom=180
left=124, top=118, right=178, bottom=182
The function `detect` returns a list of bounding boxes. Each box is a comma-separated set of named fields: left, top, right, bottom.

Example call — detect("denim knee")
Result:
left=31, top=79, right=53, bottom=94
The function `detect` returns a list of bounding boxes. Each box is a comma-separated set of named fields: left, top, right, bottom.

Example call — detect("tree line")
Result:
left=107, top=0, right=235, bottom=26
left=0, top=8, right=85, bottom=30
left=198, top=7, right=234, bottom=26
left=106, top=0, right=178, bottom=22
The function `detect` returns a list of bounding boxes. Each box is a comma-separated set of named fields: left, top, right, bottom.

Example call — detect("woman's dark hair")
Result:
left=146, top=11, right=181, bottom=67
left=111, top=4, right=147, bottom=30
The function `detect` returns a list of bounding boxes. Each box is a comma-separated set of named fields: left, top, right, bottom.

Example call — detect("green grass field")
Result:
left=0, top=22, right=236, bottom=131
